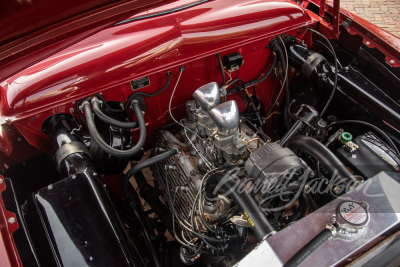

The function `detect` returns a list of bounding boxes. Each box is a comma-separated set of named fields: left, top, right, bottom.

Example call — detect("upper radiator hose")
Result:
left=286, top=136, right=359, bottom=185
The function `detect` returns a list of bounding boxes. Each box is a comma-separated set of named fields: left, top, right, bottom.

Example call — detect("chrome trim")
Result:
left=209, top=100, right=239, bottom=135
left=193, top=82, right=220, bottom=112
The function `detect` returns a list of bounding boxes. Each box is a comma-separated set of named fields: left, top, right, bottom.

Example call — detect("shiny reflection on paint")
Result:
left=3, top=26, right=174, bottom=112
left=36, top=195, right=88, bottom=266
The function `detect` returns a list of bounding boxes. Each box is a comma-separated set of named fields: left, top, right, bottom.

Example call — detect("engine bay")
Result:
left=1, top=0, right=400, bottom=266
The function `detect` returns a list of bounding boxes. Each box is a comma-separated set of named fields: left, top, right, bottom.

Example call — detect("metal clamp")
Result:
left=78, top=100, right=90, bottom=113
left=55, top=141, right=91, bottom=167
left=91, top=97, right=103, bottom=106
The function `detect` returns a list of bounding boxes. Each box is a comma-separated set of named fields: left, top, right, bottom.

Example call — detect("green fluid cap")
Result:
left=340, top=132, right=352, bottom=143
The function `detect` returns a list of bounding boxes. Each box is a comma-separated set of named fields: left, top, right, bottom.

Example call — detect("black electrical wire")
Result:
left=92, top=98, right=137, bottom=128
left=226, top=78, right=245, bottom=89
left=327, top=120, right=400, bottom=156
left=204, top=172, right=276, bottom=240
left=245, top=53, right=277, bottom=87
left=83, top=100, right=146, bottom=157
left=125, top=71, right=172, bottom=109
left=314, top=40, right=343, bottom=69
left=271, top=40, right=291, bottom=129
left=225, top=78, right=264, bottom=129
left=188, top=166, right=240, bottom=247
left=216, top=53, right=226, bottom=87
left=254, top=84, right=272, bottom=108
left=225, top=53, right=277, bottom=94
left=306, top=28, right=338, bottom=119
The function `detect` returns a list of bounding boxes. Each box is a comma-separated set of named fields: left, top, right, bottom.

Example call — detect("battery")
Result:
left=336, top=132, right=400, bottom=179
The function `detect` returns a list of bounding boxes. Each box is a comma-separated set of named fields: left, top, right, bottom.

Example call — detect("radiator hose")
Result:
left=204, top=172, right=276, bottom=240
left=286, top=136, right=359, bottom=185
left=92, top=97, right=137, bottom=129
left=82, top=99, right=146, bottom=158
left=283, top=227, right=336, bottom=267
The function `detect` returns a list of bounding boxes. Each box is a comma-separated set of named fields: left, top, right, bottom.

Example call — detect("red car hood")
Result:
left=0, top=0, right=176, bottom=82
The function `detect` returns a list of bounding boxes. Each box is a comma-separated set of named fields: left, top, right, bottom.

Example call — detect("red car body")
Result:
left=0, top=0, right=399, bottom=265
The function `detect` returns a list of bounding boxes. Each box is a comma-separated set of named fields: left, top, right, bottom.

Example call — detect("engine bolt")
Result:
left=389, top=59, right=395, bottom=64
left=8, top=217, right=16, bottom=224
left=0, top=178, right=3, bottom=184
left=72, top=175, right=76, bottom=179
left=365, top=41, right=370, bottom=45
left=48, top=184, right=53, bottom=190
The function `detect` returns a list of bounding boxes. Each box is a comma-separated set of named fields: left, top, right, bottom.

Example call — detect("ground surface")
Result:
left=341, top=0, right=400, bottom=37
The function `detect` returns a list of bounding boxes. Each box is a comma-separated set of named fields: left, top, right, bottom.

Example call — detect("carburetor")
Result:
left=184, top=82, right=254, bottom=164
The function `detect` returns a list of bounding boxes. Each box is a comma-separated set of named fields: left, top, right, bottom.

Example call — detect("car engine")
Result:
left=1, top=0, right=400, bottom=266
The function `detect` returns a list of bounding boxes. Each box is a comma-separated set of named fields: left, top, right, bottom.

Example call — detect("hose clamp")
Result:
left=262, top=231, right=277, bottom=240
left=79, top=100, right=90, bottom=113
left=91, top=97, right=103, bottom=106
left=55, top=141, right=91, bottom=168
left=326, top=223, right=338, bottom=237
left=130, top=99, right=140, bottom=110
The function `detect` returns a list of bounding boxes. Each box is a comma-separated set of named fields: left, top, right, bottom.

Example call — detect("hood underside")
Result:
left=0, top=0, right=176, bottom=82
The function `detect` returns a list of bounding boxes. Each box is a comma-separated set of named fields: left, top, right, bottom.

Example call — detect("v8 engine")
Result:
left=1, top=1, right=400, bottom=266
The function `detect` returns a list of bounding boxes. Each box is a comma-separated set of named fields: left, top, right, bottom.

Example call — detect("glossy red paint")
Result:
left=0, top=176, right=22, bottom=267
left=0, top=0, right=312, bottom=156
left=1, top=0, right=115, bottom=45
left=0, top=0, right=177, bottom=82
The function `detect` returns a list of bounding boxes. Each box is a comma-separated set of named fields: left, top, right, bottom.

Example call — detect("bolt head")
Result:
left=8, top=217, right=16, bottom=224
left=365, top=41, right=370, bottom=45
left=390, top=59, right=395, bottom=64
left=72, top=175, right=76, bottom=179
left=48, top=184, right=53, bottom=190
left=0, top=178, right=3, bottom=184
